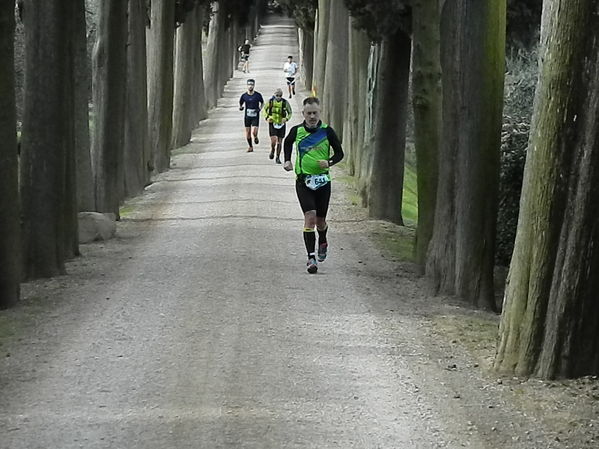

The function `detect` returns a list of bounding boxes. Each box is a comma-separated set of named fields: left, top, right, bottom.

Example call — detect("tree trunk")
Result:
left=426, top=0, right=505, bottom=310
left=191, top=5, right=207, bottom=126
left=172, top=10, right=197, bottom=148
left=494, top=0, right=599, bottom=379
left=356, top=43, right=380, bottom=205
left=20, top=0, right=74, bottom=278
left=412, top=0, right=442, bottom=268
left=344, top=24, right=370, bottom=177
left=204, top=2, right=223, bottom=110
left=147, top=0, right=176, bottom=172
left=426, top=0, right=459, bottom=295
left=312, top=1, right=329, bottom=96
left=298, top=27, right=314, bottom=91
left=74, top=0, right=94, bottom=212
left=63, top=0, right=86, bottom=259
left=322, top=0, right=349, bottom=137
left=124, top=0, right=151, bottom=197
left=0, top=0, right=20, bottom=307
left=221, top=20, right=236, bottom=88
left=92, top=0, right=128, bottom=216
left=368, top=30, right=411, bottom=224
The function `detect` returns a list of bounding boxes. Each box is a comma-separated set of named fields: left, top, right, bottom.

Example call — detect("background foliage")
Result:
left=343, top=0, right=410, bottom=40
left=496, top=46, right=539, bottom=266
left=275, top=0, right=317, bottom=30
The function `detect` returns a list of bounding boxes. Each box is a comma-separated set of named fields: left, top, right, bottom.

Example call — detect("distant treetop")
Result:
left=343, top=0, right=411, bottom=41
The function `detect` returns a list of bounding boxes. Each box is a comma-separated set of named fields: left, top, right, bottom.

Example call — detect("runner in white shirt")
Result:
left=283, top=55, right=298, bottom=98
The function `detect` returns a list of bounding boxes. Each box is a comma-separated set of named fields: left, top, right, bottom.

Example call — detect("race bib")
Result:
left=304, top=174, right=330, bottom=190
left=273, top=123, right=284, bottom=129
left=246, top=108, right=258, bottom=117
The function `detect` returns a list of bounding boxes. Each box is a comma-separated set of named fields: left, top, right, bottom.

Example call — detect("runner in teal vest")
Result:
left=283, top=97, right=344, bottom=274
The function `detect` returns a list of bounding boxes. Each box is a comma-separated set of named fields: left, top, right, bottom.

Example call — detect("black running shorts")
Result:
left=286, top=77, right=296, bottom=85
left=295, top=179, right=331, bottom=218
left=268, top=123, right=286, bottom=138
left=244, top=115, right=259, bottom=128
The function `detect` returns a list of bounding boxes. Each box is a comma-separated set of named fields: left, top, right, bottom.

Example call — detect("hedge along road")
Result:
left=0, top=15, right=562, bottom=449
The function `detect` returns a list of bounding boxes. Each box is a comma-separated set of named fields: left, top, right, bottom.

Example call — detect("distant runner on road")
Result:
left=264, top=88, right=292, bottom=164
left=283, top=97, right=344, bottom=274
left=239, top=79, right=264, bottom=152
left=283, top=55, right=298, bottom=98
left=238, top=39, right=251, bottom=73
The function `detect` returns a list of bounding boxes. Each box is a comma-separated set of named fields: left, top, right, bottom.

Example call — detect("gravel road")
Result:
left=1, top=15, right=594, bottom=449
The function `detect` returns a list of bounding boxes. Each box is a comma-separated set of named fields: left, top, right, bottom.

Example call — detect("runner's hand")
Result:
left=318, top=160, right=330, bottom=169
left=239, top=106, right=244, bottom=111
left=283, top=161, right=293, bottom=171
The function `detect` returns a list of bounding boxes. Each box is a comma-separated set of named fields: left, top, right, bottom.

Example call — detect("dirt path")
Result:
left=1, top=15, right=597, bottom=449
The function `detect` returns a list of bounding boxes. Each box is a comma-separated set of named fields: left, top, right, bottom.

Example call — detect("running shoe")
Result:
left=269, top=151, right=275, bottom=159
left=275, top=157, right=281, bottom=164
left=254, top=136, right=259, bottom=145
left=317, top=242, right=328, bottom=262
left=247, top=147, right=253, bottom=152
left=307, top=257, right=318, bottom=274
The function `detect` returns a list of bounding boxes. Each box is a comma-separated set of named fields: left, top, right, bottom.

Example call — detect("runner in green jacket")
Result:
left=283, top=97, right=344, bottom=274
left=264, top=88, right=292, bottom=164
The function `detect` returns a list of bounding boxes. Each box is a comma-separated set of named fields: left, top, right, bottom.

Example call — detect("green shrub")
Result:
left=496, top=47, right=538, bottom=266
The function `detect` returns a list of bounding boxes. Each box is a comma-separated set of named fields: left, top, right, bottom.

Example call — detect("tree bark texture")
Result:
left=92, top=0, right=128, bottom=215
left=298, top=27, right=314, bottom=91
left=172, top=10, right=198, bottom=148
left=412, top=0, right=442, bottom=268
left=494, top=0, right=599, bottom=379
left=312, top=1, right=329, bottom=96
left=147, top=0, right=176, bottom=172
left=322, top=0, right=349, bottom=138
left=73, top=0, right=94, bottom=212
left=63, top=0, right=85, bottom=259
left=426, top=0, right=505, bottom=310
left=20, top=0, right=75, bottom=278
left=0, top=0, right=20, bottom=307
left=191, top=5, right=207, bottom=126
left=124, top=0, right=151, bottom=197
left=227, top=23, right=240, bottom=85
left=343, top=25, right=370, bottom=177
left=356, top=44, right=380, bottom=206
left=367, top=30, right=411, bottom=225
left=221, top=21, right=235, bottom=87
left=204, top=2, right=224, bottom=110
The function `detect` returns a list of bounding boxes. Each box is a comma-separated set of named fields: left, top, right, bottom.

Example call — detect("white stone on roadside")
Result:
left=78, top=212, right=117, bottom=243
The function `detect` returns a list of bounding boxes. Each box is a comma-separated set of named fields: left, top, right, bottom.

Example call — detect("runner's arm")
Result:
left=263, top=100, right=272, bottom=121
left=326, top=127, right=344, bottom=166
left=284, top=126, right=298, bottom=162
left=239, top=94, right=245, bottom=109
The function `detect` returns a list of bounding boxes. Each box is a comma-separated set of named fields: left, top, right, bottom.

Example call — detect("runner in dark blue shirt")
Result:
left=239, top=79, right=264, bottom=152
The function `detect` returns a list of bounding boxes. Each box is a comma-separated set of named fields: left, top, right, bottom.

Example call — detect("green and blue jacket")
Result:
left=283, top=121, right=344, bottom=178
